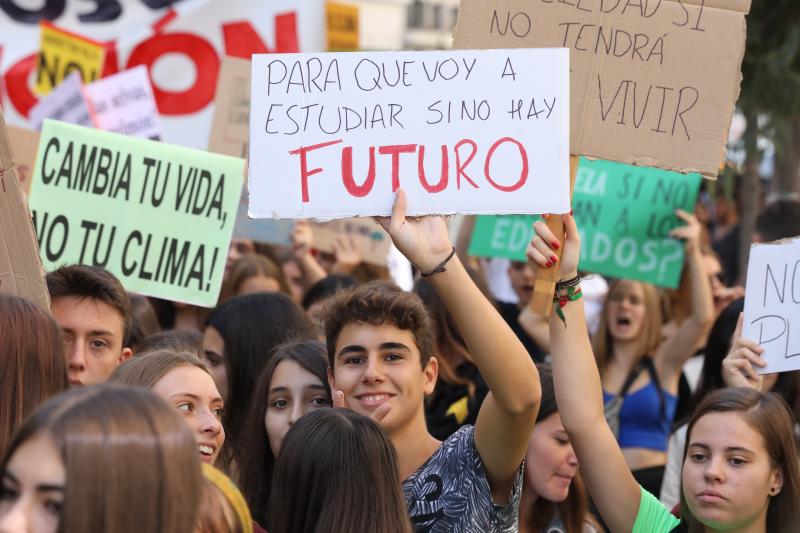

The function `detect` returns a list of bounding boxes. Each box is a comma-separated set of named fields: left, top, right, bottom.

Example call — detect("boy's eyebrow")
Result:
left=380, top=342, right=412, bottom=352
left=337, top=345, right=367, bottom=358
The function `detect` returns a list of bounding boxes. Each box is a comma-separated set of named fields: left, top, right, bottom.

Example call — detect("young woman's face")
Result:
left=525, top=412, right=578, bottom=503
left=201, top=326, right=228, bottom=401
left=682, top=411, right=782, bottom=530
left=264, top=360, right=331, bottom=457
left=0, top=432, right=65, bottom=533
left=606, top=281, right=647, bottom=342
left=152, top=366, right=226, bottom=465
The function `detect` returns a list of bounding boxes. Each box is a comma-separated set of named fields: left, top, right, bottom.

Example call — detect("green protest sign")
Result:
left=29, top=120, right=245, bottom=306
left=469, top=158, right=701, bottom=289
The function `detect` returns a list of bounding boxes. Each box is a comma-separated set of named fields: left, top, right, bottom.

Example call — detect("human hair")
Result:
left=413, top=278, right=475, bottom=394
left=0, top=294, right=68, bottom=457
left=128, top=294, right=161, bottom=349
left=592, top=279, right=663, bottom=371
left=680, top=388, right=800, bottom=533
left=46, top=264, right=133, bottom=346
left=301, top=274, right=359, bottom=310
left=237, top=340, right=331, bottom=527
left=756, top=200, right=800, bottom=242
left=268, top=408, right=412, bottom=533
left=693, top=298, right=800, bottom=424
left=694, top=298, right=744, bottom=403
left=134, top=330, right=203, bottom=357
left=0, top=385, right=202, bottom=533
left=196, top=464, right=253, bottom=533
left=108, top=350, right=209, bottom=389
left=205, top=293, right=315, bottom=455
left=222, top=253, right=291, bottom=301
left=321, top=281, right=434, bottom=369
left=523, top=364, right=593, bottom=533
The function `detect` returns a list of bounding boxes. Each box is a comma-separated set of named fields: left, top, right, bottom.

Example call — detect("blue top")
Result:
left=603, top=382, right=677, bottom=452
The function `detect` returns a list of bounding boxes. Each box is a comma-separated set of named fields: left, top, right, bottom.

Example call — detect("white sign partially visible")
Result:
left=85, top=66, right=161, bottom=140
left=29, top=71, right=92, bottom=130
left=248, top=48, right=570, bottom=219
left=743, top=237, right=800, bottom=374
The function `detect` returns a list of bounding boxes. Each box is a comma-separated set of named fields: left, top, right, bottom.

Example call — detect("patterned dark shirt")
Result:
left=402, top=425, right=523, bottom=532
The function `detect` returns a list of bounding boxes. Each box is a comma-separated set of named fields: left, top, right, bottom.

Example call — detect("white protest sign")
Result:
left=743, top=237, right=800, bottom=374
left=248, top=49, right=570, bottom=219
left=85, top=66, right=161, bottom=140
left=29, top=71, right=92, bottom=130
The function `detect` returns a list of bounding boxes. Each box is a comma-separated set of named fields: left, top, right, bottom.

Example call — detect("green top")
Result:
left=632, top=486, right=681, bottom=533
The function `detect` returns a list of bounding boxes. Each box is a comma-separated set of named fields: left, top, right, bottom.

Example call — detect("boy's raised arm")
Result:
left=377, top=190, right=540, bottom=499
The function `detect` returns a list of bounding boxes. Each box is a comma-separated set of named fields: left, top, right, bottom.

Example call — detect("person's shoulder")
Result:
left=405, top=426, right=476, bottom=484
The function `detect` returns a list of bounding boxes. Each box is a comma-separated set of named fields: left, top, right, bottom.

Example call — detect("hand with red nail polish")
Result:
left=525, top=215, right=581, bottom=280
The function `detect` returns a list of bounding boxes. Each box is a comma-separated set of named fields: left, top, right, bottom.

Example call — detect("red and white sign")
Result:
left=248, top=49, right=571, bottom=219
left=0, top=0, right=325, bottom=149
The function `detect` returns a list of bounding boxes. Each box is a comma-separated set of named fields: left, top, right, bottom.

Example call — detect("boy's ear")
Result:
left=119, top=347, right=133, bottom=364
left=423, top=356, right=438, bottom=395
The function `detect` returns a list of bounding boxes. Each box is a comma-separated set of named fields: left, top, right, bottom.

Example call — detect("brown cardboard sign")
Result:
left=208, top=56, right=251, bottom=159
left=7, top=126, right=40, bottom=194
left=311, top=218, right=390, bottom=266
left=0, top=109, right=50, bottom=309
left=454, top=0, right=751, bottom=178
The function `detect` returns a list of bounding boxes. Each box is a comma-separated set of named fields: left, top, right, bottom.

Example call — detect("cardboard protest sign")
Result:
left=469, top=158, right=701, bottom=288
left=29, top=71, right=93, bottom=130
left=208, top=57, right=292, bottom=246
left=743, top=238, right=800, bottom=374
left=248, top=49, right=570, bottom=219
left=209, top=58, right=251, bottom=159
left=454, top=0, right=751, bottom=178
left=0, top=109, right=50, bottom=309
left=35, top=22, right=105, bottom=95
left=7, top=126, right=41, bottom=194
left=327, top=2, right=360, bottom=51
left=85, top=66, right=162, bottom=140
left=312, top=219, right=390, bottom=266
left=29, top=120, right=244, bottom=307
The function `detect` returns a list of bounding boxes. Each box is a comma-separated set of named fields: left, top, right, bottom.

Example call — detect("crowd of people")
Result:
left=2, top=185, right=800, bottom=533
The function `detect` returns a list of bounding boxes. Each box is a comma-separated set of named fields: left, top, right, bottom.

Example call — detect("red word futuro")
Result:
left=289, top=137, right=530, bottom=203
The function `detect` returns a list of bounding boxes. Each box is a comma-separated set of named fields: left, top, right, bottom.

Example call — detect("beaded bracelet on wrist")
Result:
left=553, top=275, right=582, bottom=326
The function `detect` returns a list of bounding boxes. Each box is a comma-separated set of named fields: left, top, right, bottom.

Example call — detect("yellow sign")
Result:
left=326, top=2, right=359, bottom=51
left=35, top=22, right=106, bottom=95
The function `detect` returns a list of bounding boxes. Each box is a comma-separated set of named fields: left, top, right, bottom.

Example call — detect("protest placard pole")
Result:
left=0, top=108, right=50, bottom=310
left=531, top=154, right=578, bottom=317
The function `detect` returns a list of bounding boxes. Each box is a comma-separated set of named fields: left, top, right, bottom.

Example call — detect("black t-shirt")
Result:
left=425, top=363, right=488, bottom=441
left=497, top=301, right=546, bottom=363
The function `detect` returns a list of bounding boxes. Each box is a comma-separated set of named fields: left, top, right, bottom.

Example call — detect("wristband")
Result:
left=420, top=247, right=456, bottom=278
left=553, top=279, right=582, bottom=326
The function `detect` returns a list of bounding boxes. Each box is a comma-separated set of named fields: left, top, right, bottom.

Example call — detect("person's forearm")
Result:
left=428, top=255, right=540, bottom=414
left=297, top=253, right=326, bottom=287
left=549, top=297, right=606, bottom=433
left=686, top=244, right=714, bottom=328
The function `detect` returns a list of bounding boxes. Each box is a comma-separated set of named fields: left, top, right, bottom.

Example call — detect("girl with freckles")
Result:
left=109, top=350, right=226, bottom=466
left=527, top=214, right=800, bottom=533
